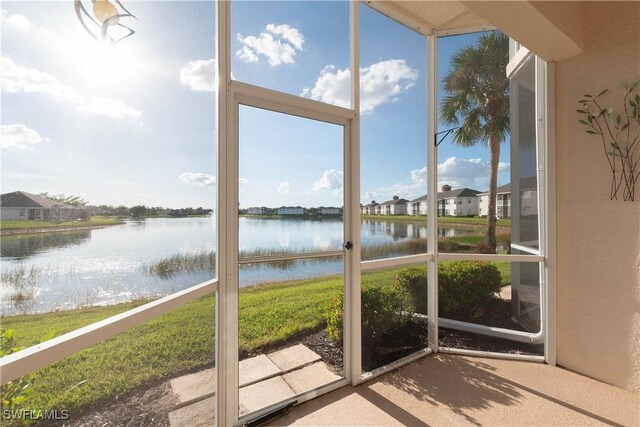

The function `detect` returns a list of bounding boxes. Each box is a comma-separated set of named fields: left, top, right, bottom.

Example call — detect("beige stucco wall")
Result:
left=555, top=1, right=640, bottom=393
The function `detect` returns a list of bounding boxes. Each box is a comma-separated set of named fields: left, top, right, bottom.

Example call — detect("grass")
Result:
left=362, top=214, right=511, bottom=227
left=0, top=269, right=396, bottom=416
left=148, top=251, right=217, bottom=279
left=0, top=216, right=124, bottom=232
left=1, top=261, right=513, bottom=417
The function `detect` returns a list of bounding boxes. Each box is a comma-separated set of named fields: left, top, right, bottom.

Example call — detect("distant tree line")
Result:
left=238, top=207, right=343, bottom=216
left=91, top=205, right=213, bottom=218
left=38, top=194, right=212, bottom=218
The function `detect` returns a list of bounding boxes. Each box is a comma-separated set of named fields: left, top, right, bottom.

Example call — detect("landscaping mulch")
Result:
left=46, top=379, right=176, bottom=427
left=439, top=298, right=544, bottom=355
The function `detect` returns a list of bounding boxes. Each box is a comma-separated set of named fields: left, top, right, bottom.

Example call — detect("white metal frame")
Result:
left=0, top=3, right=558, bottom=426
left=426, top=29, right=439, bottom=353
left=226, top=64, right=357, bottom=427
left=541, top=60, right=556, bottom=366
left=229, top=89, right=353, bottom=424
left=0, top=280, right=217, bottom=385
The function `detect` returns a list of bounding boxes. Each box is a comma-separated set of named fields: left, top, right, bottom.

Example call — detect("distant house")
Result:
left=436, top=185, right=480, bottom=217
left=0, top=191, right=89, bottom=221
left=247, top=207, right=266, bottom=215
left=478, top=178, right=538, bottom=219
left=361, top=200, right=379, bottom=215
left=478, top=183, right=511, bottom=218
left=277, top=206, right=305, bottom=215
left=379, top=195, right=408, bottom=215
left=319, top=207, right=341, bottom=215
left=408, top=194, right=428, bottom=216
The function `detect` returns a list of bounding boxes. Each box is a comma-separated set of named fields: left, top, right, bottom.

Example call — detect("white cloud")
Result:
left=239, top=178, right=250, bottom=185
left=265, top=24, right=304, bottom=50
left=313, top=169, right=343, bottom=193
left=1, top=124, right=46, bottom=150
left=1, top=9, right=31, bottom=31
left=302, top=59, right=418, bottom=113
left=1, top=56, right=141, bottom=120
left=236, top=24, right=304, bottom=66
left=438, top=157, right=509, bottom=189
left=277, top=181, right=291, bottom=194
left=179, top=172, right=216, bottom=188
left=180, top=59, right=217, bottom=92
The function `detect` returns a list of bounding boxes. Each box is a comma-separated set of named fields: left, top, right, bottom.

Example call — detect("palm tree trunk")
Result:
left=487, top=134, right=501, bottom=253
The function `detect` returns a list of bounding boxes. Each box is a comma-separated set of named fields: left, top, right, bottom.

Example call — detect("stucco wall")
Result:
left=555, top=1, right=640, bottom=393
left=0, top=207, right=25, bottom=220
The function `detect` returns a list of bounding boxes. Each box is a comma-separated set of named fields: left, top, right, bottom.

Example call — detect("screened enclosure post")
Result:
left=215, top=0, right=234, bottom=425
left=426, top=31, right=439, bottom=352
left=348, top=0, right=362, bottom=385
left=542, top=61, right=557, bottom=366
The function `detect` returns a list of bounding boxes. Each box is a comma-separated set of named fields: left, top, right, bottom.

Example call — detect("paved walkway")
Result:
left=167, top=344, right=340, bottom=427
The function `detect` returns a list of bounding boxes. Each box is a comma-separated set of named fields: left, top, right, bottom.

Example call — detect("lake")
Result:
left=0, top=217, right=476, bottom=315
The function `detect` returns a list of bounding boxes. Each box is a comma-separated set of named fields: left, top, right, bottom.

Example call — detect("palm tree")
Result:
left=440, top=31, right=510, bottom=253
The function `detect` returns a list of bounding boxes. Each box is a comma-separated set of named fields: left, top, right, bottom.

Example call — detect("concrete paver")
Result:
left=239, top=354, right=282, bottom=387
left=239, top=376, right=296, bottom=416
left=170, top=368, right=215, bottom=403
left=168, top=397, right=215, bottom=427
left=282, top=361, right=341, bottom=394
left=267, top=343, right=322, bottom=372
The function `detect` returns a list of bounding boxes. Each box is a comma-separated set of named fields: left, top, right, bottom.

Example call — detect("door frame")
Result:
left=225, top=79, right=357, bottom=426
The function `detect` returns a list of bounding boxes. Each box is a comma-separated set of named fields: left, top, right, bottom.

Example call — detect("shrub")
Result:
left=361, top=285, right=413, bottom=342
left=325, top=293, right=343, bottom=341
left=393, top=266, right=428, bottom=314
left=326, top=261, right=502, bottom=341
left=0, top=328, right=33, bottom=411
left=392, top=261, right=502, bottom=317
left=325, top=285, right=413, bottom=343
left=438, top=261, right=502, bottom=315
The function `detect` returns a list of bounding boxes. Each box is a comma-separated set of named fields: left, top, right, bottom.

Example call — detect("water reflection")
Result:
left=1, top=230, right=91, bottom=259
left=1, top=217, right=480, bottom=315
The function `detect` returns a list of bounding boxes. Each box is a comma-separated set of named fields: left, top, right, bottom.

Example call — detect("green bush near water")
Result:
left=326, top=261, right=503, bottom=342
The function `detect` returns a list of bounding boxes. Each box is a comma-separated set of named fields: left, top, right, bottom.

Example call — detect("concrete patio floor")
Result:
left=167, top=344, right=341, bottom=427
left=269, top=354, right=640, bottom=426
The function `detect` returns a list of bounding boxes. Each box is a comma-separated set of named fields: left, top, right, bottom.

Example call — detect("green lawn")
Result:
left=1, top=216, right=124, bottom=231
left=361, top=214, right=511, bottom=227
left=1, top=264, right=510, bottom=417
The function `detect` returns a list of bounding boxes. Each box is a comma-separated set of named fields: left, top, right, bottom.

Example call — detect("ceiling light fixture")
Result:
left=74, top=0, right=136, bottom=45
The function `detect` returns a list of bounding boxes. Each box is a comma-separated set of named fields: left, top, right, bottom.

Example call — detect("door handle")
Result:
left=344, top=241, right=353, bottom=250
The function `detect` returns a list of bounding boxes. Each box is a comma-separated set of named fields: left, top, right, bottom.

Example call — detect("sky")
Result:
left=1, top=1, right=511, bottom=209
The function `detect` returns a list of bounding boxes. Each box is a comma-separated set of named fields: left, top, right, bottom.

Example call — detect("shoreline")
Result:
left=361, top=214, right=511, bottom=229
left=0, top=223, right=123, bottom=236
left=241, top=213, right=511, bottom=228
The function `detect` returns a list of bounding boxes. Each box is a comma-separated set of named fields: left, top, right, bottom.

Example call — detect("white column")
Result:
left=215, top=1, right=237, bottom=425
left=426, top=30, right=439, bottom=351
left=347, top=0, right=362, bottom=385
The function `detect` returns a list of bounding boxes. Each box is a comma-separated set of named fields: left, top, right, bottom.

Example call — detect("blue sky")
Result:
left=1, top=1, right=510, bottom=209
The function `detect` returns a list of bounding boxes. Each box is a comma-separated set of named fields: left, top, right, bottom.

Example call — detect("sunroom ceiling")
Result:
left=368, top=1, right=494, bottom=35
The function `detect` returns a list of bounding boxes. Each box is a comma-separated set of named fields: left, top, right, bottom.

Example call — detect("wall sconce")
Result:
left=74, top=0, right=136, bottom=45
